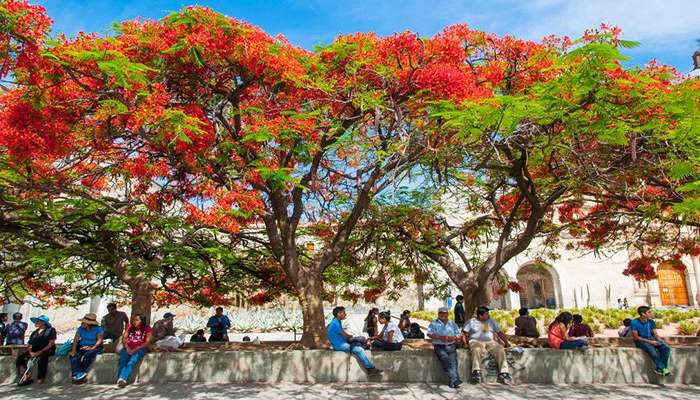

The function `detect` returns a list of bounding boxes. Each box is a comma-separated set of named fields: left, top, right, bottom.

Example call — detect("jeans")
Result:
left=70, top=347, right=103, bottom=375
left=334, top=342, right=375, bottom=369
left=117, top=347, right=147, bottom=381
left=371, top=340, right=403, bottom=351
left=434, top=344, right=460, bottom=386
left=559, top=339, right=586, bottom=350
left=635, top=340, right=671, bottom=370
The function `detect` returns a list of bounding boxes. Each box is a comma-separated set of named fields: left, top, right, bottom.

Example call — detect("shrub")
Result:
left=678, top=320, right=700, bottom=336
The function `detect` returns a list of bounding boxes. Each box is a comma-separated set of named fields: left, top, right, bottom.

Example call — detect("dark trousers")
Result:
left=635, top=340, right=671, bottom=370
left=371, top=340, right=403, bottom=351
left=433, top=344, right=460, bottom=386
left=70, top=347, right=102, bottom=375
left=16, top=349, right=54, bottom=381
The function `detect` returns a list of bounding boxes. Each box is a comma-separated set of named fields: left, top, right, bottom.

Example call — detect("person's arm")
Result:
left=560, top=323, right=574, bottom=341
left=69, top=332, right=80, bottom=357
left=586, top=325, right=594, bottom=338
left=386, top=329, right=394, bottom=343
left=224, top=316, right=231, bottom=329
left=497, top=331, right=510, bottom=347
left=121, top=326, right=130, bottom=348
left=206, top=318, right=215, bottom=328
left=631, top=329, right=658, bottom=345
left=91, top=332, right=104, bottom=350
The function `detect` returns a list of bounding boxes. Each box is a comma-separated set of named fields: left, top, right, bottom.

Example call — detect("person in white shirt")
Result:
left=463, top=306, right=512, bottom=385
left=370, top=311, right=404, bottom=351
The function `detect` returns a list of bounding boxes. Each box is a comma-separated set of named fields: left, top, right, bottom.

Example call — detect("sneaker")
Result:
left=449, top=381, right=462, bottom=389
left=653, top=368, right=664, bottom=376
left=498, top=372, right=513, bottom=385
left=73, top=372, right=87, bottom=381
left=470, top=370, right=482, bottom=384
left=662, top=368, right=672, bottom=376
left=117, top=378, right=127, bottom=387
left=366, top=368, right=383, bottom=377
left=17, top=378, right=34, bottom=387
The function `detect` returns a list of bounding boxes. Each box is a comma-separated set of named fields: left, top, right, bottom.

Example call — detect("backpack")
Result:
left=56, top=340, right=73, bottom=357
left=408, top=323, right=424, bottom=339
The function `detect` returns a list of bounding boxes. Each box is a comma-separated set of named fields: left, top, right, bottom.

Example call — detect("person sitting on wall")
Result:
left=0, top=313, right=8, bottom=345
left=206, top=307, right=231, bottom=342
left=152, top=313, right=184, bottom=351
left=371, top=311, right=404, bottom=351
left=363, top=308, right=379, bottom=338
left=548, top=312, right=587, bottom=350
left=618, top=318, right=633, bottom=338
left=398, top=310, right=412, bottom=337
left=631, top=306, right=671, bottom=376
left=464, top=306, right=512, bottom=385
left=101, top=303, right=129, bottom=343
left=16, top=315, right=56, bottom=386
left=327, top=306, right=382, bottom=376
left=568, top=314, right=594, bottom=338
left=514, top=308, right=539, bottom=338
left=190, top=329, right=207, bottom=343
left=69, top=313, right=105, bottom=384
left=427, top=307, right=464, bottom=389
left=116, top=314, right=152, bottom=388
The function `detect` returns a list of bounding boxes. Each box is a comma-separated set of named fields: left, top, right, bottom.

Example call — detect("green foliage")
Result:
left=678, top=320, right=700, bottom=336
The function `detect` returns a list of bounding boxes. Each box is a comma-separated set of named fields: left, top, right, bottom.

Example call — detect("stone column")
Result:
left=89, top=295, right=102, bottom=314
left=692, top=256, right=700, bottom=308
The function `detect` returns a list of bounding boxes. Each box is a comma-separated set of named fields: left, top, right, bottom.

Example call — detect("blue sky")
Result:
left=38, top=0, right=700, bottom=73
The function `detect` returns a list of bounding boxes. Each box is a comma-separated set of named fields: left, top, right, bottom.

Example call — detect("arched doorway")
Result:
left=657, top=262, right=689, bottom=306
left=517, top=263, right=560, bottom=309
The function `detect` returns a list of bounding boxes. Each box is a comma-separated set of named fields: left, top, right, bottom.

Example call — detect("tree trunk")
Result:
left=458, top=275, right=494, bottom=319
left=417, top=282, right=425, bottom=311
left=129, top=278, right=153, bottom=325
left=297, top=273, right=328, bottom=348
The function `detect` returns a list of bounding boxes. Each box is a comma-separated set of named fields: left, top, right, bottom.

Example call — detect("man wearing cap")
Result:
left=5, top=312, right=28, bottom=345
left=69, top=313, right=105, bottom=383
left=427, top=307, right=465, bottom=388
left=101, top=303, right=129, bottom=342
left=16, top=315, right=56, bottom=386
left=152, top=312, right=183, bottom=351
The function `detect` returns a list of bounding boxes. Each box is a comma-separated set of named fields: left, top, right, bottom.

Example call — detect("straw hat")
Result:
left=79, top=313, right=100, bottom=326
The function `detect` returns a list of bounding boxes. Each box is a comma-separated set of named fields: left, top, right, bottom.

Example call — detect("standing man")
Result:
left=464, top=306, right=512, bottom=385
left=454, top=295, right=466, bottom=327
left=631, top=306, right=671, bottom=376
left=152, top=312, right=183, bottom=350
left=207, top=307, right=231, bottom=342
left=427, top=307, right=465, bottom=388
left=327, top=306, right=382, bottom=376
left=0, top=313, right=7, bottom=345
left=101, top=303, right=129, bottom=342
left=5, top=312, right=28, bottom=345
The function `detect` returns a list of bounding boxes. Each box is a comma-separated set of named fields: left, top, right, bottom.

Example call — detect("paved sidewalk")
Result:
left=1, top=382, right=698, bottom=399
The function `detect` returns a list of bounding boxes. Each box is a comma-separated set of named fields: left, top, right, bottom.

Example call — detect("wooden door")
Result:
left=657, top=263, right=689, bottom=306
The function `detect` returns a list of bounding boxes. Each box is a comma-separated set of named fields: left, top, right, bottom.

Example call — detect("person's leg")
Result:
left=79, top=348, right=100, bottom=373
left=445, top=344, right=460, bottom=385
left=117, top=348, right=129, bottom=380
left=559, top=340, right=586, bottom=350
left=36, top=353, right=51, bottom=381
left=350, top=345, right=375, bottom=369
left=635, top=342, right=663, bottom=370
left=370, top=340, right=385, bottom=350
left=486, top=341, right=509, bottom=374
left=15, top=352, right=29, bottom=381
left=657, top=342, right=671, bottom=370
left=433, top=346, right=458, bottom=386
left=469, top=340, right=485, bottom=372
left=388, top=342, right=402, bottom=351
left=119, top=348, right=146, bottom=381
left=70, top=349, right=86, bottom=374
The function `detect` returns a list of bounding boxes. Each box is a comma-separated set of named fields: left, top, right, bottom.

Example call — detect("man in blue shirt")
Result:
left=427, top=307, right=465, bottom=388
left=327, top=306, right=382, bottom=376
left=207, top=307, right=231, bottom=342
left=631, top=306, right=671, bottom=376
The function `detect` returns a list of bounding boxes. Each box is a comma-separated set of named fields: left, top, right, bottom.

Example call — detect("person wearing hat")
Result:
left=16, top=315, right=56, bottom=386
left=427, top=307, right=465, bottom=389
left=5, top=312, right=28, bottom=345
left=152, top=312, right=183, bottom=351
left=69, top=313, right=105, bottom=383
left=464, top=306, right=512, bottom=385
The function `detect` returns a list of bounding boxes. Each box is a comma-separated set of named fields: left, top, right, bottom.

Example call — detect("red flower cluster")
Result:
left=623, top=257, right=656, bottom=281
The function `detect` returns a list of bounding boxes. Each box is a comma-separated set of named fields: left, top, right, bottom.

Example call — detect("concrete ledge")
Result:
left=1, top=348, right=698, bottom=385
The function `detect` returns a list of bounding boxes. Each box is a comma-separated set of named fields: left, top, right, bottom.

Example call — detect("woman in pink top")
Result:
left=116, top=314, right=152, bottom=387
left=548, top=312, right=587, bottom=350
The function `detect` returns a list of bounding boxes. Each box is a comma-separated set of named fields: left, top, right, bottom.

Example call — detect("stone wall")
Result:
left=1, top=348, right=698, bottom=385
